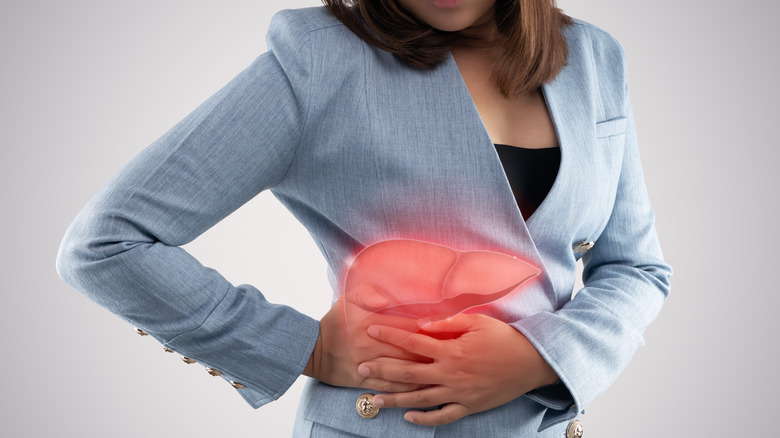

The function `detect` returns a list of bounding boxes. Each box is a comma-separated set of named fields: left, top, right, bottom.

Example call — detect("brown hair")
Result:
left=322, top=0, right=573, bottom=96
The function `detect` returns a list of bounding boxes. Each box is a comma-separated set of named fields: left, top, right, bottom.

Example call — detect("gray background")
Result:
left=1, top=0, right=777, bottom=436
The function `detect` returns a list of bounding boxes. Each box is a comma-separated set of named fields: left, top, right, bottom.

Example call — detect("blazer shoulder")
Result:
left=566, top=18, right=626, bottom=57
left=269, top=7, right=345, bottom=35
left=266, top=7, right=367, bottom=76
left=267, top=7, right=361, bottom=50
left=564, top=18, right=628, bottom=80
left=561, top=18, right=630, bottom=119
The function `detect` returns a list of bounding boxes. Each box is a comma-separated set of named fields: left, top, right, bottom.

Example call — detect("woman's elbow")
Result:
left=56, top=207, right=101, bottom=290
left=55, top=204, right=133, bottom=292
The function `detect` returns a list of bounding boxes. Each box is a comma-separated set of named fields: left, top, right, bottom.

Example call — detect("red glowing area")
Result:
left=343, top=239, right=541, bottom=325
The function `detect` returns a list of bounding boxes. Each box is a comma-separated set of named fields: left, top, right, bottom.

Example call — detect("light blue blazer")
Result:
left=57, top=6, right=671, bottom=437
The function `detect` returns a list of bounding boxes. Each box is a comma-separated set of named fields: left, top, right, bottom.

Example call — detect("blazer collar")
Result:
left=443, top=52, right=571, bottom=237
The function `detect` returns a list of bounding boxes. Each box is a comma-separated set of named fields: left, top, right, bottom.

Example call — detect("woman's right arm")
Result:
left=56, top=13, right=318, bottom=409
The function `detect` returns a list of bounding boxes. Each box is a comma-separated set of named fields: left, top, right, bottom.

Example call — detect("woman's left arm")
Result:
left=358, top=89, right=672, bottom=428
left=516, top=92, right=672, bottom=428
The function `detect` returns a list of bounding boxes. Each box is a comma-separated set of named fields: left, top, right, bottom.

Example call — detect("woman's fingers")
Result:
left=371, top=386, right=450, bottom=409
left=417, top=313, right=481, bottom=333
left=364, top=312, right=423, bottom=334
left=359, top=358, right=432, bottom=392
left=349, top=320, right=431, bottom=363
left=348, top=304, right=423, bottom=336
left=359, top=377, right=426, bottom=393
left=404, top=403, right=472, bottom=426
left=358, top=358, right=435, bottom=385
left=346, top=283, right=389, bottom=311
left=366, top=324, right=440, bottom=356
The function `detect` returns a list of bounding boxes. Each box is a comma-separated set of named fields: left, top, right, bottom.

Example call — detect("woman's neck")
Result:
left=452, top=6, right=500, bottom=49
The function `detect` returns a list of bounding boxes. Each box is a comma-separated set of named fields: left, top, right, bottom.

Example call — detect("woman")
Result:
left=56, top=0, right=671, bottom=436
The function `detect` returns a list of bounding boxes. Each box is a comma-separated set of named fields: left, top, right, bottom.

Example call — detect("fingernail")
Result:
left=358, top=364, right=370, bottom=377
left=404, top=412, right=415, bottom=423
left=367, top=325, right=379, bottom=337
left=372, top=396, right=384, bottom=408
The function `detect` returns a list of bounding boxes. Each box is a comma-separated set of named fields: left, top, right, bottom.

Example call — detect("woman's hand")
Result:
left=304, top=284, right=430, bottom=392
left=356, top=313, right=560, bottom=426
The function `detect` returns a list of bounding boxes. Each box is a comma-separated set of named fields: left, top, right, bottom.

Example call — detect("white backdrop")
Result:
left=1, top=1, right=777, bottom=436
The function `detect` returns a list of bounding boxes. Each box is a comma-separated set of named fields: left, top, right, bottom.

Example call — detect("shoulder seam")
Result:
left=276, top=8, right=346, bottom=36
left=569, top=18, right=615, bottom=40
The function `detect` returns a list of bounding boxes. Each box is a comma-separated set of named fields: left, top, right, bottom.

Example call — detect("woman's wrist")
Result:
left=302, top=326, right=322, bottom=379
left=532, top=360, right=560, bottom=389
left=513, top=328, right=560, bottom=390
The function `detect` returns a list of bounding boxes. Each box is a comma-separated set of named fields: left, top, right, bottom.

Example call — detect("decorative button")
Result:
left=573, top=240, right=595, bottom=253
left=205, top=367, right=222, bottom=377
left=356, top=393, right=379, bottom=419
left=181, top=356, right=197, bottom=364
left=135, top=328, right=149, bottom=336
left=229, top=381, right=246, bottom=389
left=162, top=347, right=174, bottom=353
left=566, top=419, right=584, bottom=438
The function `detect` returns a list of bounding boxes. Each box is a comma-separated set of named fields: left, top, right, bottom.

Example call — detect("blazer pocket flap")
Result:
left=596, top=117, right=627, bottom=138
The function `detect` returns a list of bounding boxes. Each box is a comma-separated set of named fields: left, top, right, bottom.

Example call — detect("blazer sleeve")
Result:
left=512, top=85, right=673, bottom=430
left=55, top=11, right=319, bottom=408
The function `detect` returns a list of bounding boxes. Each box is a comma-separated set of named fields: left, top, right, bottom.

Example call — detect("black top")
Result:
left=494, top=144, right=561, bottom=221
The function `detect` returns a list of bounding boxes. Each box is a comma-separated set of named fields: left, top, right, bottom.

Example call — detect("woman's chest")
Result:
left=451, top=48, right=558, bottom=150
left=276, top=53, right=625, bottom=257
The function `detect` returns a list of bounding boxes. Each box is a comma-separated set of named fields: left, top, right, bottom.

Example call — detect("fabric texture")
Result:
left=56, top=6, right=672, bottom=437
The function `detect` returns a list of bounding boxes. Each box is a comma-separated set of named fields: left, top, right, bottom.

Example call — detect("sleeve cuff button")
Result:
left=205, top=367, right=223, bottom=377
